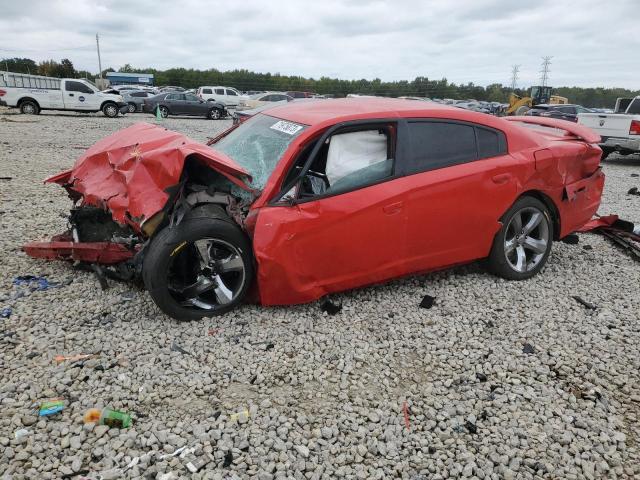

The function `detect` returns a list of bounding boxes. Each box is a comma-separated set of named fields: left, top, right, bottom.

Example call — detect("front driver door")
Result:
left=252, top=122, right=410, bottom=306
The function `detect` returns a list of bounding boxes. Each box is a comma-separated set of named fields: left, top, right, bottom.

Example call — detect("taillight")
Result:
left=630, top=120, right=640, bottom=135
left=0, top=89, right=6, bottom=97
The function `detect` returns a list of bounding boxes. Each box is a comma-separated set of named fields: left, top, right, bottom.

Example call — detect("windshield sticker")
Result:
left=270, top=120, right=303, bottom=135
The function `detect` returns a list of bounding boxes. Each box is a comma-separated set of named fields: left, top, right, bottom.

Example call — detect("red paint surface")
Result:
left=23, top=241, right=134, bottom=264
left=30, top=99, right=606, bottom=307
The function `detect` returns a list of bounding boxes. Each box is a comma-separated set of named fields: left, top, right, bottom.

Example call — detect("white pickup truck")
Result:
left=577, top=96, right=640, bottom=159
left=0, top=71, right=127, bottom=117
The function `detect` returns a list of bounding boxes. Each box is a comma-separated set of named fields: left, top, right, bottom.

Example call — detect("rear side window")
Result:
left=477, top=127, right=507, bottom=159
left=131, top=92, right=146, bottom=97
left=215, top=88, right=225, bottom=95
left=407, top=122, right=477, bottom=172
left=202, top=88, right=212, bottom=94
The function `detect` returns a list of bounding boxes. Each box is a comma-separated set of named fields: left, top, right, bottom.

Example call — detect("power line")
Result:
left=509, top=65, right=520, bottom=90
left=540, top=56, right=552, bottom=87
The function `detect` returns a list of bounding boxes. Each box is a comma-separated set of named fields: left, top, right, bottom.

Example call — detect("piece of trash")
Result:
left=170, top=340, right=191, bottom=355
left=54, top=353, right=95, bottom=364
left=631, top=173, right=639, bottom=178
left=120, top=291, right=136, bottom=302
left=14, top=428, right=31, bottom=440
left=184, top=453, right=214, bottom=473
left=13, top=275, right=59, bottom=291
left=476, top=372, right=488, bottom=382
left=522, top=343, right=536, bottom=354
left=419, top=294, right=436, bottom=309
left=230, top=409, right=249, bottom=422
left=1, top=307, right=11, bottom=318
left=159, top=445, right=189, bottom=460
left=402, top=401, right=410, bottom=430
left=428, top=446, right=437, bottom=454
left=628, top=187, right=640, bottom=196
left=464, top=421, right=478, bottom=434
left=561, top=233, right=579, bottom=245
left=0, top=176, right=12, bottom=181
left=39, top=398, right=65, bottom=416
left=83, top=407, right=132, bottom=428
left=223, top=451, right=233, bottom=468
left=320, top=299, right=342, bottom=315
left=572, top=295, right=597, bottom=310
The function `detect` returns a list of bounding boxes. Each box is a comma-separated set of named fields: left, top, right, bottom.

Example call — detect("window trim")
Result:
left=270, top=118, right=401, bottom=206
left=402, top=118, right=508, bottom=176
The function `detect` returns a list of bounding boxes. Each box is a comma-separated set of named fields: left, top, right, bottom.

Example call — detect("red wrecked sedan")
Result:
left=24, top=98, right=605, bottom=320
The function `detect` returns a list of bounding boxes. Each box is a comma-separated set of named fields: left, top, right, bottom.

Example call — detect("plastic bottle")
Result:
left=84, top=408, right=132, bottom=428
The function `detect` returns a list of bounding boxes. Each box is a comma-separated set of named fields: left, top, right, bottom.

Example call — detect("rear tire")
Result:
left=20, top=100, right=40, bottom=115
left=102, top=102, right=119, bottom=118
left=142, top=212, right=254, bottom=320
left=208, top=108, right=222, bottom=120
left=157, top=105, right=169, bottom=118
left=486, top=196, right=553, bottom=280
left=127, top=102, right=137, bottom=113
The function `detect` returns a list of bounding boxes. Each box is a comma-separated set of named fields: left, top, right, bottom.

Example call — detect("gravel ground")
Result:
left=1, top=108, right=639, bottom=480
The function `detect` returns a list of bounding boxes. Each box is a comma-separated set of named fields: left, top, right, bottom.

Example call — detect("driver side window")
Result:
left=281, top=124, right=396, bottom=202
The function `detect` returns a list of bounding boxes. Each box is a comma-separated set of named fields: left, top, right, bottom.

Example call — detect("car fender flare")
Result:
left=99, top=100, right=118, bottom=111
left=18, top=97, right=40, bottom=108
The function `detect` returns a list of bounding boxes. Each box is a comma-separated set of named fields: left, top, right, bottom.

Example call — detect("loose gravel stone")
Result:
left=0, top=109, right=639, bottom=479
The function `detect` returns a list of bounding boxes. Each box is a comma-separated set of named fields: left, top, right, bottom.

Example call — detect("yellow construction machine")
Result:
left=507, top=85, right=568, bottom=115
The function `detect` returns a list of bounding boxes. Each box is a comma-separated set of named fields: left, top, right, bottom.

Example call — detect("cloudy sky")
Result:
left=1, top=0, right=638, bottom=88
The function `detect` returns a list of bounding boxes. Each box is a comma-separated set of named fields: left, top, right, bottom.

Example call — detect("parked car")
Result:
left=25, top=98, right=605, bottom=321
left=237, top=92, right=293, bottom=110
left=232, top=100, right=289, bottom=124
left=142, top=92, right=227, bottom=119
left=578, top=96, right=640, bottom=159
left=122, top=90, right=157, bottom=113
left=196, top=86, right=247, bottom=107
left=0, top=71, right=127, bottom=117
left=285, top=91, right=315, bottom=99
left=525, top=104, right=594, bottom=122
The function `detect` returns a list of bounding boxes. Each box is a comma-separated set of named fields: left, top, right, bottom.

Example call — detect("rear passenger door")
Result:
left=399, top=120, right=519, bottom=271
left=167, top=93, right=186, bottom=114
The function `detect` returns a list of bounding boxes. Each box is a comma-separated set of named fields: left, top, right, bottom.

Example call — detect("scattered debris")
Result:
left=13, top=275, right=59, bottom=291
left=223, top=451, right=233, bottom=468
left=522, top=343, right=536, bottom=354
left=39, top=398, right=65, bottom=416
left=402, top=401, right=410, bottom=430
left=632, top=173, right=639, bottom=177
left=184, top=453, right=214, bottom=473
left=476, top=372, right=488, bottom=382
left=14, top=428, right=31, bottom=441
left=583, top=244, right=593, bottom=250
left=419, top=294, right=436, bottom=309
left=54, top=353, right=95, bottom=364
left=83, top=407, right=132, bottom=428
left=91, top=265, right=109, bottom=290
left=320, top=299, right=342, bottom=315
left=170, top=340, right=192, bottom=355
left=230, top=409, right=250, bottom=422
left=159, top=445, right=192, bottom=460
left=0, top=176, right=12, bottom=181
left=561, top=233, right=579, bottom=245
left=464, top=420, right=478, bottom=434
left=572, top=295, right=597, bottom=310
left=628, top=187, right=640, bottom=196
left=1, top=307, right=11, bottom=318
left=428, top=446, right=437, bottom=454
left=119, top=291, right=136, bottom=302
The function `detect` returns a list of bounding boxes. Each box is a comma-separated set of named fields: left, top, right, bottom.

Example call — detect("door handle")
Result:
left=69, top=93, right=74, bottom=97
left=383, top=201, right=403, bottom=215
left=492, top=173, right=511, bottom=185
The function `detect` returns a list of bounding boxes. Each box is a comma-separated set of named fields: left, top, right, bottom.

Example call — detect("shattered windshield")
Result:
left=213, top=114, right=307, bottom=190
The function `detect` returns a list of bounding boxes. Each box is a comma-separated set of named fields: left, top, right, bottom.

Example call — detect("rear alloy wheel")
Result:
left=102, top=103, right=119, bottom=118
left=487, top=196, right=553, bottom=280
left=20, top=100, right=39, bottom=115
left=208, top=108, right=222, bottom=120
left=127, top=102, right=137, bottom=113
left=157, top=105, right=169, bottom=118
left=142, top=213, right=254, bottom=320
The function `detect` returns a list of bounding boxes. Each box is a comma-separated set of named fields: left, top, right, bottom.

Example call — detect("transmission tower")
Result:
left=509, top=65, right=520, bottom=90
left=540, top=56, right=552, bottom=86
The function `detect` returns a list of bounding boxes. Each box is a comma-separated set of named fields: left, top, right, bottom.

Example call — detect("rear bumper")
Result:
left=600, top=136, right=640, bottom=152
left=117, top=102, right=129, bottom=114
left=23, top=240, right=135, bottom=264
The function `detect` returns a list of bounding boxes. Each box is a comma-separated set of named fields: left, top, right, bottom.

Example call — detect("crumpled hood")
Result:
left=47, top=122, right=251, bottom=228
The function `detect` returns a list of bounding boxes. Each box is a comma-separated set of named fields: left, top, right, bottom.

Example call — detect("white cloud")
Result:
left=0, top=0, right=638, bottom=88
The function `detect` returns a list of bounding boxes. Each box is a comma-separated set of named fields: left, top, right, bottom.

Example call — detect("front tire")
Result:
left=208, top=108, right=222, bottom=120
left=157, top=105, right=169, bottom=118
left=486, top=196, right=553, bottom=280
left=102, top=102, right=119, bottom=118
left=20, top=100, right=40, bottom=115
left=127, top=102, right=137, bottom=113
left=142, top=212, right=254, bottom=320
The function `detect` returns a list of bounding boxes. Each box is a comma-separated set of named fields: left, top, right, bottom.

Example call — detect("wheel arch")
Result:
left=18, top=97, right=40, bottom=108
left=100, top=100, right=117, bottom=111
left=517, top=190, right=561, bottom=240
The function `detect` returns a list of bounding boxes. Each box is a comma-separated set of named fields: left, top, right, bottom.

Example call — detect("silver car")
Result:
left=122, top=90, right=158, bottom=113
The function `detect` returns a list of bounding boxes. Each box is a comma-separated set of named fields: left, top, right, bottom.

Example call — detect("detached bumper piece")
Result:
left=23, top=240, right=134, bottom=264
left=578, top=215, right=640, bottom=262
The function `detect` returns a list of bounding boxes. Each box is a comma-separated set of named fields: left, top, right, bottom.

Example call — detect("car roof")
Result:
left=264, top=97, right=460, bottom=125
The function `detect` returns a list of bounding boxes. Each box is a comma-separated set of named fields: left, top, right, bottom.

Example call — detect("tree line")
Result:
left=3, top=57, right=638, bottom=108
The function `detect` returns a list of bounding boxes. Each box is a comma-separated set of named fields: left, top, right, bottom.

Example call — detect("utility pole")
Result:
left=96, top=33, right=103, bottom=79
left=509, top=65, right=520, bottom=91
left=540, top=56, right=552, bottom=87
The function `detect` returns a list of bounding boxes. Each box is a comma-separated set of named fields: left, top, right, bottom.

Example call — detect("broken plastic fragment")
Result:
left=419, top=295, right=435, bottom=309
left=522, top=343, right=536, bottom=354
left=572, top=295, right=597, bottom=310
left=320, top=299, right=342, bottom=315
